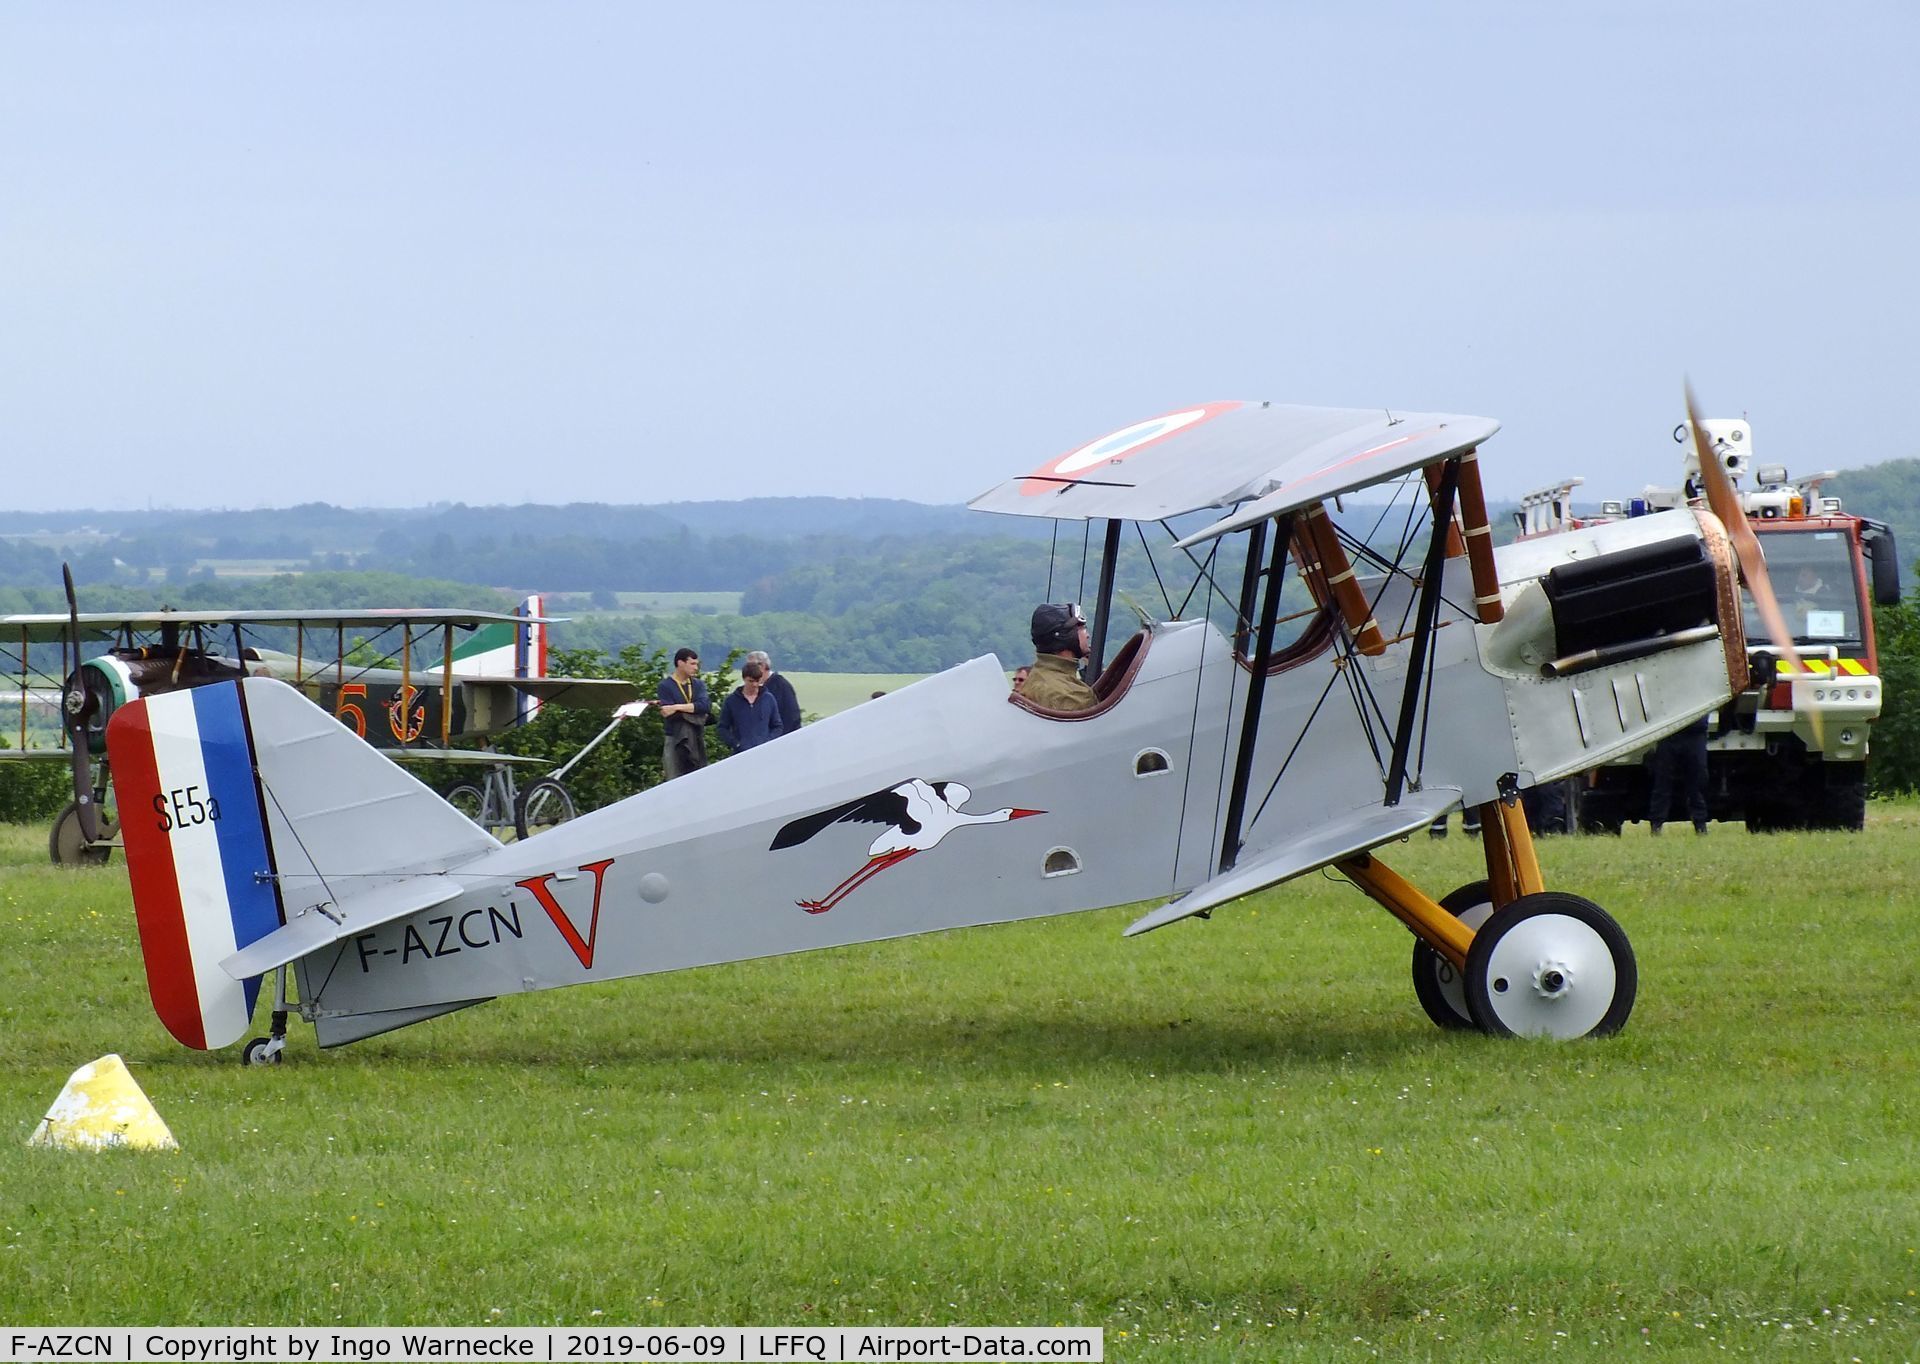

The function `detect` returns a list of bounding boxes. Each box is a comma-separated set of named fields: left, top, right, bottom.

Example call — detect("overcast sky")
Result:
left=3, top=2, right=1915, bottom=512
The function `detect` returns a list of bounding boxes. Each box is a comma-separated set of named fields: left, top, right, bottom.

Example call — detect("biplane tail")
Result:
left=107, top=678, right=499, bottom=1050
left=449, top=593, right=548, bottom=723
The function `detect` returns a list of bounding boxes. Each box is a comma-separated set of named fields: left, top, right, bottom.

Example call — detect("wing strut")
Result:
left=1218, top=512, right=1294, bottom=872
left=440, top=625, right=455, bottom=748
left=1086, top=518, right=1123, bottom=680
left=1383, top=459, right=1458, bottom=805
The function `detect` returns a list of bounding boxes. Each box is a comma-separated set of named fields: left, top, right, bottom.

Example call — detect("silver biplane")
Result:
left=106, top=396, right=1786, bottom=1061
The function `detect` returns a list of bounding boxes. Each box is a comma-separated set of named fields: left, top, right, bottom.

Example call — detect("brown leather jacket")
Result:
left=1021, top=654, right=1097, bottom=711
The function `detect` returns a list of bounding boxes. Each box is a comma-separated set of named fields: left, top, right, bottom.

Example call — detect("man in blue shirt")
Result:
left=747, top=650, right=801, bottom=737
left=718, top=660, right=786, bottom=753
left=655, top=647, right=712, bottom=780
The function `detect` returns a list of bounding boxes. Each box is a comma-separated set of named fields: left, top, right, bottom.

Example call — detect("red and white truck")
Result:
left=1518, top=418, right=1900, bottom=831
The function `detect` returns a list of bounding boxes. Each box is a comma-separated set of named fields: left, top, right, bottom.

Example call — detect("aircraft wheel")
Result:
left=1464, top=892, right=1636, bottom=1039
left=1411, top=880, right=1496, bottom=1031
left=443, top=783, right=486, bottom=826
left=516, top=778, right=576, bottom=840
left=48, top=800, right=116, bottom=867
left=241, top=1037, right=283, bottom=1067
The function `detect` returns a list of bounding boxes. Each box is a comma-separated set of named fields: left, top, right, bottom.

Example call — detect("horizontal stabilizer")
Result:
left=1125, top=788, right=1460, bottom=936
left=222, top=875, right=465, bottom=979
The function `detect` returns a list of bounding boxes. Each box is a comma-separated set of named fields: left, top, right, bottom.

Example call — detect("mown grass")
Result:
left=610, top=592, right=745, bottom=615
left=783, top=672, right=931, bottom=718
left=1, top=814, right=1917, bottom=1360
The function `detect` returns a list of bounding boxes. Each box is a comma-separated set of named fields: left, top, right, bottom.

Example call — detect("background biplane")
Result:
left=0, top=589, right=637, bottom=863
left=105, top=393, right=1786, bottom=1061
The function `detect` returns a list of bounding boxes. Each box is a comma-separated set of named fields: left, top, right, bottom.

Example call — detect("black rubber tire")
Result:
left=48, top=799, right=115, bottom=866
left=443, top=783, right=486, bottom=826
left=1819, top=762, right=1867, bottom=832
left=1464, top=891, right=1637, bottom=1039
left=515, top=777, right=577, bottom=840
left=1411, top=880, right=1494, bottom=1031
left=241, top=1037, right=282, bottom=1067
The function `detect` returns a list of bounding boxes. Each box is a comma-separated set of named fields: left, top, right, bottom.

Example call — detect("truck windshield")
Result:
left=1748, top=529, right=1864, bottom=652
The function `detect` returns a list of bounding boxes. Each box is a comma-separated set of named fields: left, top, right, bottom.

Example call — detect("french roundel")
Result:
left=1021, top=402, right=1241, bottom=495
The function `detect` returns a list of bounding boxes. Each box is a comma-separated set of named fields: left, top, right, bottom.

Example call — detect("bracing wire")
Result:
left=1135, top=521, right=1175, bottom=619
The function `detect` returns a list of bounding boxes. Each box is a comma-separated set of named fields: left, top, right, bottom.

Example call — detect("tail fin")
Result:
left=450, top=594, right=547, bottom=723
left=515, top=594, right=547, bottom=724
left=108, top=678, right=498, bottom=1050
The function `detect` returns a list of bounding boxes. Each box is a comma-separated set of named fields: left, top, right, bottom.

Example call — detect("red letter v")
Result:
left=516, top=859, right=616, bottom=969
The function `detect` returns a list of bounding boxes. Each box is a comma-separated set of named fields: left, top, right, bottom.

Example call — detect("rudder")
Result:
left=110, top=684, right=285, bottom=1049
left=108, top=678, right=502, bottom=1051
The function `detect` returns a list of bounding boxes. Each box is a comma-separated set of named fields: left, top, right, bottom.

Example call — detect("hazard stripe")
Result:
left=1778, top=658, right=1872, bottom=677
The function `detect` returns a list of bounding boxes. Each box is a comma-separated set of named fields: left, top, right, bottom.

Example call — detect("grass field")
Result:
left=611, top=591, right=744, bottom=614
left=785, top=672, right=932, bottom=718
left=1, top=813, right=1917, bottom=1358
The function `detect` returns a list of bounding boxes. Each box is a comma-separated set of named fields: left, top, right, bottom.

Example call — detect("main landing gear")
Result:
left=1341, top=790, right=1637, bottom=1039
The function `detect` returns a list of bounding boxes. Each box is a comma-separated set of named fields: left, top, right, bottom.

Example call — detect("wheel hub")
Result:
left=1533, top=960, right=1573, bottom=998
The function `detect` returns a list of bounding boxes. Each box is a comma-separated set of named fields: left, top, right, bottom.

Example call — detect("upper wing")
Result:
left=769, top=785, right=915, bottom=850
left=969, top=402, right=1498, bottom=528
left=0, top=607, right=559, bottom=645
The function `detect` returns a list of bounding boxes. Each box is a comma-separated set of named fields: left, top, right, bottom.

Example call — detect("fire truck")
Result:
left=1519, top=418, right=1901, bottom=832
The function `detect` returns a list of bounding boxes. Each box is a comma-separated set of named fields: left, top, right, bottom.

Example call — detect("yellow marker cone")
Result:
left=28, top=1054, right=178, bottom=1152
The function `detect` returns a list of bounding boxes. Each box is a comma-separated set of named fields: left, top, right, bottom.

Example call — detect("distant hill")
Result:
left=1827, top=461, right=1920, bottom=569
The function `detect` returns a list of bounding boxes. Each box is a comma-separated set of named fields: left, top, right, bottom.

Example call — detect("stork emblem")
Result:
left=770, top=778, right=1043, bottom=913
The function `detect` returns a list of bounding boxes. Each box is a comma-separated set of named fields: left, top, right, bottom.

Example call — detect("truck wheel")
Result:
left=1821, top=763, right=1867, bottom=832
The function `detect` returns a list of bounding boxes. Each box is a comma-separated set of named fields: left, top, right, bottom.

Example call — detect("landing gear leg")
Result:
left=1347, top=783, right=1638, bottom=1040
left=1462, top=784, right=1636, bottom=1038
left=241, top=967, right=292, bottom=1066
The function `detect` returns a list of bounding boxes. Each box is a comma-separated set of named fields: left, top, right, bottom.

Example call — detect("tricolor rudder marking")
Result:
left=107, top=684, right=285, bottom=1050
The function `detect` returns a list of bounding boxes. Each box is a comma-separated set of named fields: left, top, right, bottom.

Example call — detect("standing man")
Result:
left=1021, top=603, right=1098, bottom=712
left=1647, top=713, right=1711, bottom=835
left=718, top=660, right=786, bottom=753
left=747, top=650, right=801, bottom=737
left=656, top=647, right=712, bottom=780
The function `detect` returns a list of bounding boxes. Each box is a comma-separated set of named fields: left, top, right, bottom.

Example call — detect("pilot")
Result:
left=1022, top=603, right=1098, bottom=712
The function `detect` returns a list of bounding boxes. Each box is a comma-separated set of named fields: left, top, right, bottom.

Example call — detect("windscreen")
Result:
left=1749, top=528, right=1864, bottom=652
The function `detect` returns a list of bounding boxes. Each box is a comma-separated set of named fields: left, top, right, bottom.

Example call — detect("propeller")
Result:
left=1684, top=383, right=1801, bottom=671
left=59, top=564, right=99, bottom=844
